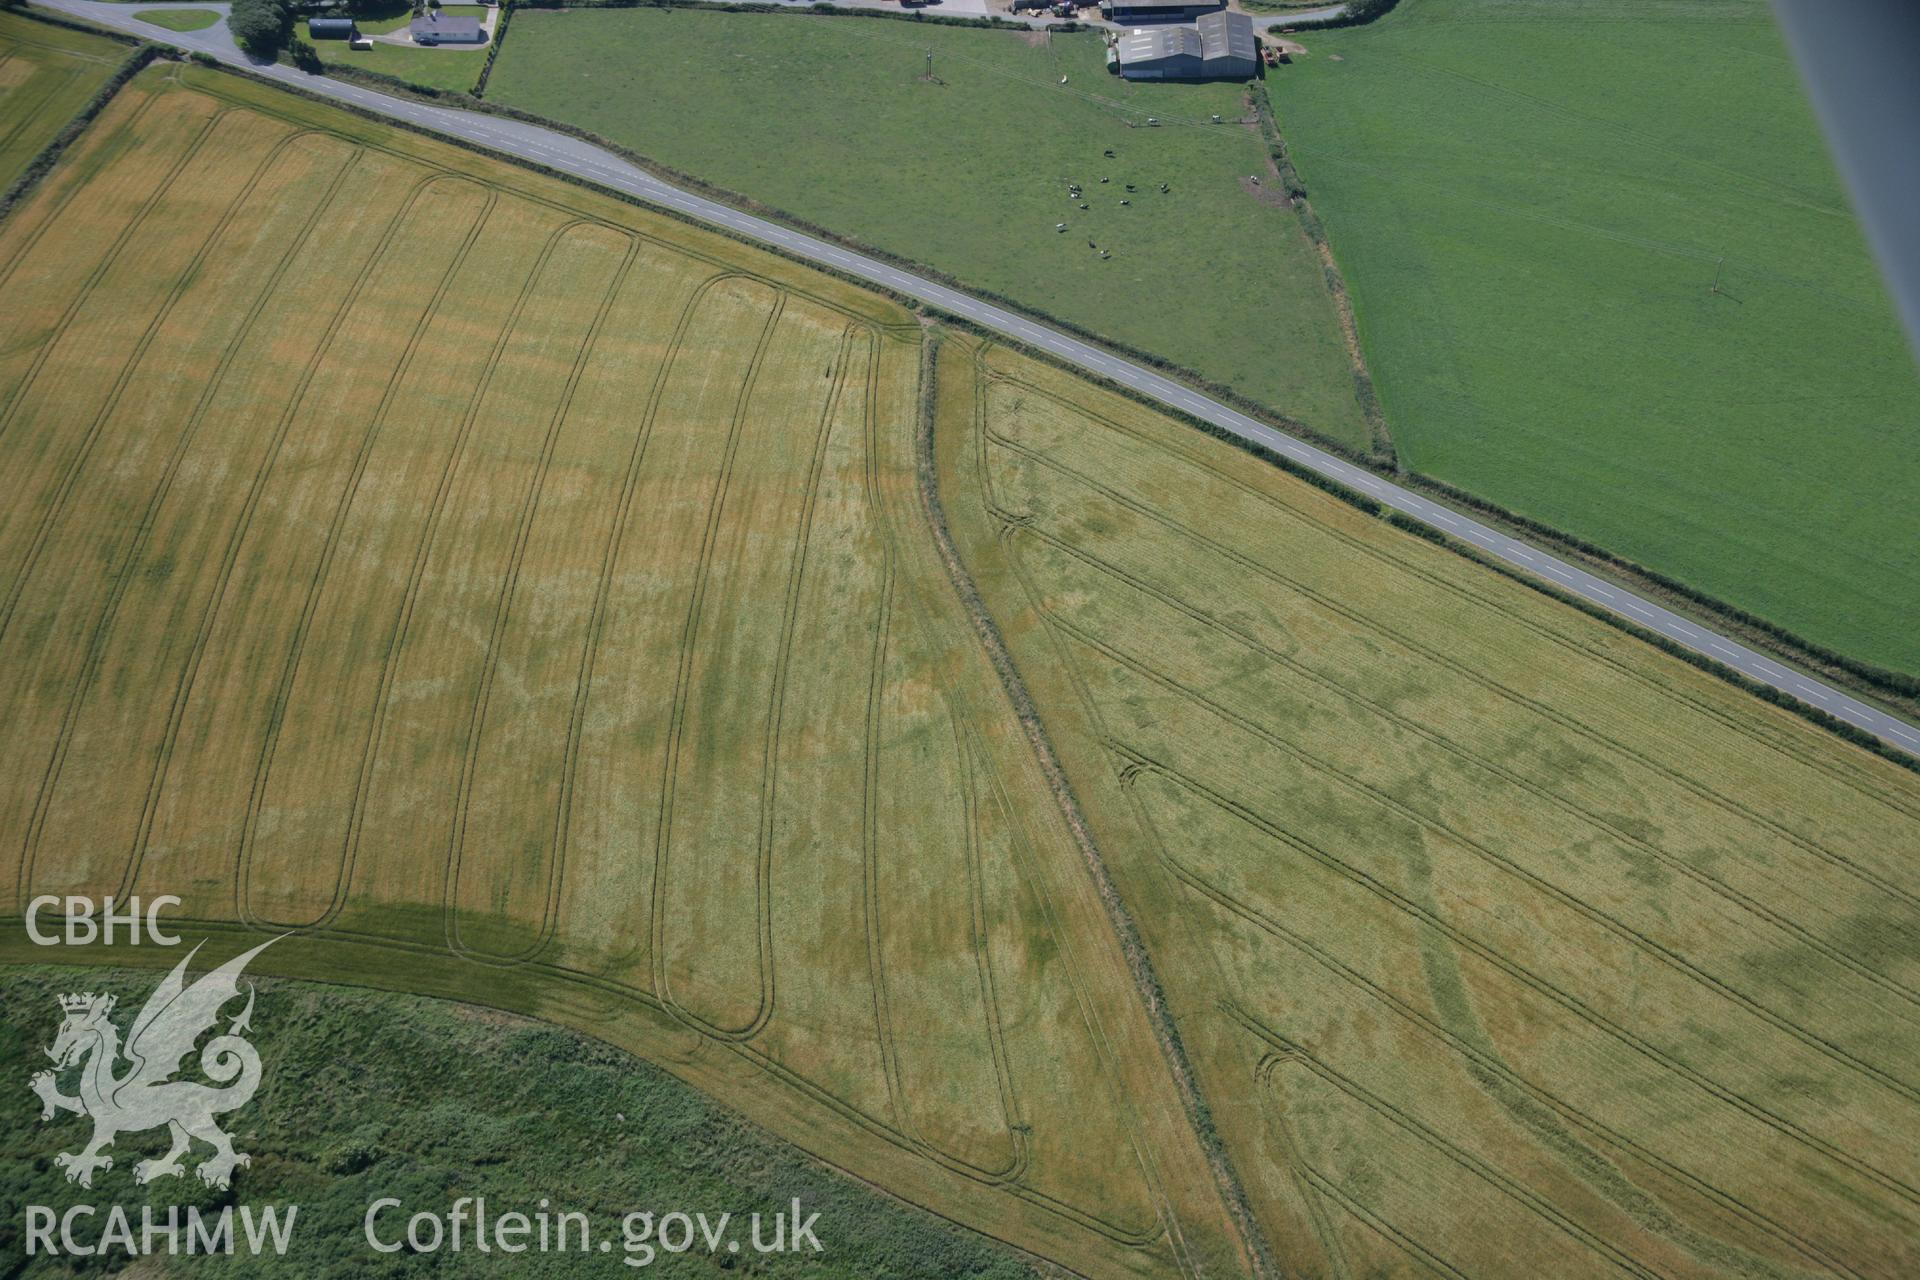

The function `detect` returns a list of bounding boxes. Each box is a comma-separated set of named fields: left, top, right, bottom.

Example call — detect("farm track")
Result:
left=161, top=190, right=454, bottom=915
left=1237, top=1014, right=1665, bottom=1280
left=856, top=339, right=1038, bottom=1198
left=1205, top=851, right=1869, bottom=1280
left=3, top=46, right=1911, bottom=1280
left=536, top=267, right=729, bottom=968
left=956, top=735, right=1035, bottom=1184
left=947, top=344, right=1212, bottom=1262
left=0, top=62, right=79, bottom=159
left=866, top=667, right=1029, bottom=1187
left=720, top=323, right=860, bottom=1023
left=337, top=214, right=597, bottom=933
left=0, top=190, right=1190, bottom=1260
left=996, top=514, right=1920, bottom=1082
left=1037, top=625, right=1866, bottom=1280
left=0, top=16, right=124, bottom=186
left=1248, top=1040, right=1476, bottom=1280
left=936, top=339, right=1912, bottom=1280
left=875, top=351, right=1179, bottom=1254
left=57, top=55, right=1920, bottom=1279
left=965, top=507, right=1313, bottom=1272
left=0, top=97, right=230, bottom=430
left=0, top=76, right=168, bottom=304
left=1123, top=733, right=1918, bottom=1205
left=1013, top=577, right=1898, bottom=1274
left=0, top=102, right=231, bottom=626
left=11, top=92, right=1182, bottom=1258
left=28, top=0, right=1920, bottom=764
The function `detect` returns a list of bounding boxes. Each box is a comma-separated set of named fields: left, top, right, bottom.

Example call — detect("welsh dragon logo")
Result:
left=29, top=939, right=277, bottom=1190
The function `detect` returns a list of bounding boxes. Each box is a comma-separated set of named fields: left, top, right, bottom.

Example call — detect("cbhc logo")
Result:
left=24, top=896, right=182, bottom=946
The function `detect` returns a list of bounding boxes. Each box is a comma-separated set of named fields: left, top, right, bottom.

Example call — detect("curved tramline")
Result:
left=0, top=59, right=1247, bottom=1280
left=647, top=283, right=788, bottom=1038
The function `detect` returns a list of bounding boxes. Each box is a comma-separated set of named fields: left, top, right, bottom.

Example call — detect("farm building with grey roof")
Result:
left=410, top=12, right=486, bottom=43
left=1115, top=10, right=1257, bottom=80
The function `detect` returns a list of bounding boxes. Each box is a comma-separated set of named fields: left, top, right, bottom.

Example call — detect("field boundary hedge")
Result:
left=914, top=330, right=1279, bottom=1279
left=1248, top=81, right=1392, bottom=465
left=0, top=29, right=158, bottom=226
left=49, top=0, right=1914, bottom=710
left=471, top=0, right=514, bottom=95
left=155, top=23, right=1920, bottom=715
left=280, top=29, right=1374, bottom=448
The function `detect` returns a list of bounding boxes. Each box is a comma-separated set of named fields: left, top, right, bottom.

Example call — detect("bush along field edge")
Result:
left=913, top=328, right=1278, bottom=1280
left=258, top=29, right=1399, bottom=467
left=470, top=0, right=515, bottom=95
left=1248, top=82, right=1393, bottom=466
left=0, top=19, right=146, bottom=222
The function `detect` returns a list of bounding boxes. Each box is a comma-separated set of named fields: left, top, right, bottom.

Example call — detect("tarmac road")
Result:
left=29, top=0, right=1920, bottom=760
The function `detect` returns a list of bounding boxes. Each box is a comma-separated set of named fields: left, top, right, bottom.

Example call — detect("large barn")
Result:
left=1195, top=10, right=1258, bottom=77
left=1100, top=0, right=1223, bottom=23
left=1116, top=9, right=1257, bottom=80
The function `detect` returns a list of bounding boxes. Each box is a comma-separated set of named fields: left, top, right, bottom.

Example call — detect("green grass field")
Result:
left=1269, top=0, right=1920, bottom=673
left=0, top=967, right=1034, bottom=1277
left=0, top=11, right=126, bottom=190
left=133, top=9, right=221, bottom=32
left=938, top=331, right=1920, bottom=1278
left=486, top=9, right=1374, bottom=450
left=0, top=58, right=1245, bottom=1277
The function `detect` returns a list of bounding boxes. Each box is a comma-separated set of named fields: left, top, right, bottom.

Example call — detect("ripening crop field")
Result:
left=0, top=61, right=1248, bottom=1278
left=937, top=333, right=1920, bottom=1279
left=0, top=11, right=125, bottom=189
